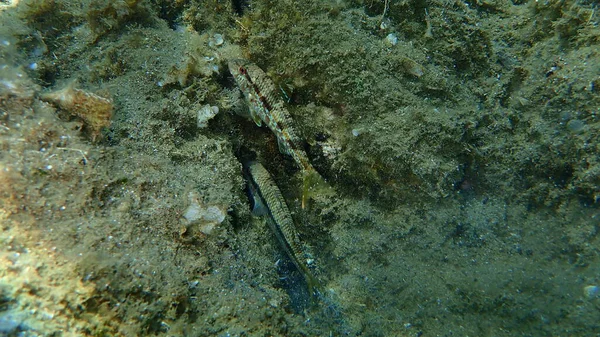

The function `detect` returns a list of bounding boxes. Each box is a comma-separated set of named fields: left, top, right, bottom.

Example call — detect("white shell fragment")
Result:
left=209, top=33, right=224, bottom=47
left=583, top=285, right=599, bottom=299
left=197, top=104, right=219, bottom=128
left=385, top=33, right=398, bottom=46
left=183, top=203, right=225, bottom=224
left=201, top=205, right=226, bottom=224
left=213, top=34, right=224, bottom=46
left=183, top=192, right=227, bottom=235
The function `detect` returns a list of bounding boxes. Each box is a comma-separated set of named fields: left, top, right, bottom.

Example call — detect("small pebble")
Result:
left=197, top=104, right=219, bottom=128
left=583, top=285, right=599, bottom=299
left=566, top=119, right=585, bottom=133
left=385, top=33, right=398, bottom=46
left=209, top=34, right=224, bottom=47
left=0, top=311, right=23, bottom=333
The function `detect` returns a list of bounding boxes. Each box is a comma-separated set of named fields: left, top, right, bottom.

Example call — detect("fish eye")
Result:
left=239, top=67, right=247, bottom=74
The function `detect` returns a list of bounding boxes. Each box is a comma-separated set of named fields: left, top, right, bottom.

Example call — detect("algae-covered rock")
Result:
left=1, top=0, right=599, bottom=336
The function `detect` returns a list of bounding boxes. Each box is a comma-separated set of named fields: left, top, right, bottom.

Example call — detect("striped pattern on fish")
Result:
left=228, top=59, right=314, bottom=173
left=244, top=161, right=320, bottom=298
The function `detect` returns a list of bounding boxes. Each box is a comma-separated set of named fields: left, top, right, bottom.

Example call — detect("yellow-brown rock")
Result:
left=40, top=82, right=112, bottom=141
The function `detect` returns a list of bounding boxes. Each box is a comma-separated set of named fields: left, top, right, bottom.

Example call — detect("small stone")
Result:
left=213, top=34, right=224, bottom=46
left=197, top=104, right=219, bottom=128
left=182, top=192, right=227, bottom=235
left=40, top=81, right=112, bottom=141
left=401, top=58, right=424, bottom=78
left=203, top=205, right=226, bottom=224
left=0, top=311, right=23, bottom=334
left=183, top=202, right=203, bottom=222
left=209, top=33, right=224, bottom=47
left=566, top=119, right=585, bottom=133
left=385, top=33, right=398, bottom=46
left=583, top=285, right=599, bottom=299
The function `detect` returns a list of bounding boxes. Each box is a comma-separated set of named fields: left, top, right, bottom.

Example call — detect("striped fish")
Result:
left=228, top=59, right=328, bottom=208
left=244, top=161, right=321, bottom=298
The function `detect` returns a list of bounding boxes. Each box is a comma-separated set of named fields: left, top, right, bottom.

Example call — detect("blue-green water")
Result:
left=0, top=0, right=598, bottom=336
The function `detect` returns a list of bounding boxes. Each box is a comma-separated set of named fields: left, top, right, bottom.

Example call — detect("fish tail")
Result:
left=306, top=272, right=322, bottom=304
left=296, top=260, right=322, bottom=304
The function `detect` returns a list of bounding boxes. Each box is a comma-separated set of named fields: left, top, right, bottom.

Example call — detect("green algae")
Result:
left=0, top=0, right=599, bottom=335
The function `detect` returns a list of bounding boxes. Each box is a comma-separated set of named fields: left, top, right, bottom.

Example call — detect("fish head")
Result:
left=228, top=58, right=251, bottom=78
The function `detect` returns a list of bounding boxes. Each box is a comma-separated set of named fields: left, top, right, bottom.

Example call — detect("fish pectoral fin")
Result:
left=277, top=138, right=291, bottom=155
left=247, top=179, right=268, bottom=216
left=251, top=194, right=268, bottom=216
left=250, top=109, right=262, bottom=127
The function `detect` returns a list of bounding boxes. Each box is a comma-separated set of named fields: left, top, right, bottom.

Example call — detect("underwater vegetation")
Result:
left=0, top=0, right=599, bottom=336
